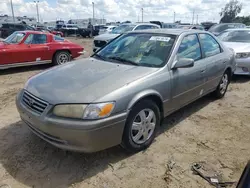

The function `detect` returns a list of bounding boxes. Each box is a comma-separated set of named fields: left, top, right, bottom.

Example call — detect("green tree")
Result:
left=220, top=0, right=242, bottom=23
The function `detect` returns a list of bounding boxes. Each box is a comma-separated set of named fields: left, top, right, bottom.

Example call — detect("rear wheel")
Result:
left=53, top=51, right=71, bottom=65
left=212, top=71, right=230, bottom=99
left=121, top=100, right=160, bottom=152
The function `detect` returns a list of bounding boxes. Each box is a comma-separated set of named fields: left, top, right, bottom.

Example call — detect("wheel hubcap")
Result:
left=58, top=53, right=69, bottom=64
left=219, top=74, right=228, bottom=94
left=131, top=109, right=156, bottom=144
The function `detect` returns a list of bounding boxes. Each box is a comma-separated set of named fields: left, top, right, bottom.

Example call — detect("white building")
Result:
left=68, top=18, right=106, bottom=27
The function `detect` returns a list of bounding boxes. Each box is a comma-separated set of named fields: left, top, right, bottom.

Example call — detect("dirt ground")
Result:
left=0, top=37, right=250, bottom=188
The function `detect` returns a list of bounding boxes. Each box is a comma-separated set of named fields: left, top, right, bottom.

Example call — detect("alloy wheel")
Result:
left=131, top=109, right=156, bottom=144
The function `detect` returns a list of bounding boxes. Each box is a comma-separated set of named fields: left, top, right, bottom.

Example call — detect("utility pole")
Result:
left=141, top=8, right=143, bottom=22
left=10, top=0, right=15, bottom=22
left=92, top=2, right=94, bottom=24
left=192, top=10, right=195, bottom=25
left=173, top=11, right=176, bottom=23
left=196, top=14, right=198, bottom=24
left=34, top=1, right=39, bottom=23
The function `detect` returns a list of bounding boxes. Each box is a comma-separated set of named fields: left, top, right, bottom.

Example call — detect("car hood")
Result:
left=94, top=33, right=120, bottom=41
left=223, top=42, right=250, bottom=53
left=0, top=42, right=6, bottom=48
left=25, top=58, right=157, bottom=104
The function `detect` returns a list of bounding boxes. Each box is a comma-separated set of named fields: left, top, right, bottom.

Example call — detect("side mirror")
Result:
left=237, top=161, right=250, bottom=188
left=172, top=58, right=194, bottom=69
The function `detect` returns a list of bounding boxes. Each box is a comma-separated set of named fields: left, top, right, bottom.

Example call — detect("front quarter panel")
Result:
left=95, top=68, right=172, bottom=117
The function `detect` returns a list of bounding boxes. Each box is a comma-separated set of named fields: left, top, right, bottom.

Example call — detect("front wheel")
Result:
left=212, top=71, right=230, bottom=99
left=53, top=51, right=71, bottom=65
left=121, top=100, right=160, bottom=152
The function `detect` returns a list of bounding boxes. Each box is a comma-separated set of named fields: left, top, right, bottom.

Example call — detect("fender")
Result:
left=127, top=89, right=163, bottom=110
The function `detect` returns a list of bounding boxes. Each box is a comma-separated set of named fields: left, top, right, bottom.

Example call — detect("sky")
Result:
left=0, top=0, right=250, bottom=23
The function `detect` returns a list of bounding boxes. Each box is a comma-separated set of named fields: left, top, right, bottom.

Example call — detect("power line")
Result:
left=34, top=1, right=39, bottom=23
left=192, top=10, right=195, bottom=24
left=141, top=8, right=143, bottom=22
left=10, top=0, right=15, bottom=22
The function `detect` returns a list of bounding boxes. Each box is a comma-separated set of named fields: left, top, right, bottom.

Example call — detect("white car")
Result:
left=218, top=28, right=250, bottom=75
left=99, top=26, right=117, bottom=35
left=93, top=23, right=160, bottom=52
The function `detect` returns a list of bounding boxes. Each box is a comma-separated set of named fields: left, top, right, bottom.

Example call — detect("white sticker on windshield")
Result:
left=149, top=36, right=171, bottom=42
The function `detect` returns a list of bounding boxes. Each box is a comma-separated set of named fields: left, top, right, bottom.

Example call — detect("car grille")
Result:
left=22, top=91, right=48, bottom=114
left=94, top=40, right=107, bottom=48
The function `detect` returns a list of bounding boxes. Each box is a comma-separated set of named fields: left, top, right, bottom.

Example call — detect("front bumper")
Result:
left=235, top=58, right=250, bottom=75
left=16, top=90, right=127, bottom=153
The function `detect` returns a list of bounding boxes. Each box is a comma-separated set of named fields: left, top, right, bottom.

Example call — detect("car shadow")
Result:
left=0, top=64, right=52, bottom=76
left=0, top=96, right=212, bottom=188
left=231, top=75, right=250, bottom=83
left=159, top=95, right=212, bottom=135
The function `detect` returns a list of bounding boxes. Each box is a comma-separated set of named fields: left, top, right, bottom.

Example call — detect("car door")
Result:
left=198, top=33, right=225, bottom=93
left=21, top=33, right=51, bottom=62
left=170, top=34, right=206, bottom=108
left=1, top=32, right=28, bottom=65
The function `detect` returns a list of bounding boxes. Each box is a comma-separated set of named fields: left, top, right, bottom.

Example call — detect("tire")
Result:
left=212, top=71, right=230, bottom=99
left=53, top=51, right=71, bottom=65
left=121, top=99, right=160, bottom=152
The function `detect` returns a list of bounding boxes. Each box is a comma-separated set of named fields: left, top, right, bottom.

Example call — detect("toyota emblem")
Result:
left=28, top=99, right=35, bottom=107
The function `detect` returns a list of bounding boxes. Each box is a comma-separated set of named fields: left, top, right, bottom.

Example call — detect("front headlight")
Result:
left=236, top=52, right=250, bottom=59
left=53, top=102, right=115, bottom=119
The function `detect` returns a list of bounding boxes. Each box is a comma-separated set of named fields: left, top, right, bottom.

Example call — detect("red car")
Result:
left=36, top=27, right=64, bottom=37
left=0, top=31, right=83, bottom=69
left=50, top=30, right=64, bottom=37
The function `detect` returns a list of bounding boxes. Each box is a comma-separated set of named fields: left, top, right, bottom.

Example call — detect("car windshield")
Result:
left=209, top=24, right=244, bottom=33
left=218, top=30, right=250, bottom=43
left=26, top=25, right=35, bottom=30
left=4, top=32, right=26, bottom=44
left=96, top=33, right=176, bottom=67
left=111, top=25, right=135, bottom=34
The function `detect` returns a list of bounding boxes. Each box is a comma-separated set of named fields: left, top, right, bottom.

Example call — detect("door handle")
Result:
left=201, top=70, right=206, bottom=73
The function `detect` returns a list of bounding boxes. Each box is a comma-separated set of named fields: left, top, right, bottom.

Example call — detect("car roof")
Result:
left=129, top=29, right=208, bottom=35
left=18, top=30, right=52, bottom=35
left=225, top=28, right=250, bottom=31
left=134, top=23, right=160, bottom=26
left=216, top=23, right=245, bottom=26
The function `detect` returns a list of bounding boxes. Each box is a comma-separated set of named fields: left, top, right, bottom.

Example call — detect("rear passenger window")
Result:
left=199, top=34, right=221, bottom=57
left=135, top=25, right=152, bottom=30
left=177, top=34, right=201, bottom=61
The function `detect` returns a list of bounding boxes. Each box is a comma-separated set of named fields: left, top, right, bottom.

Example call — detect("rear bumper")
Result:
left=16, top=90, right=127, bottom=153
left=234, top=58, right=250, bottom=75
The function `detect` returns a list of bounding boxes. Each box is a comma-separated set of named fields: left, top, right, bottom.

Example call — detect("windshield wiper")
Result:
left=108, top=56, right=138, bottom=66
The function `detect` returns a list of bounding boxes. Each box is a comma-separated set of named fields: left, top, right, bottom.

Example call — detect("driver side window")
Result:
left=24, top=34, right=47, bottom=44
left=177, top=34, right=201, bottom=61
